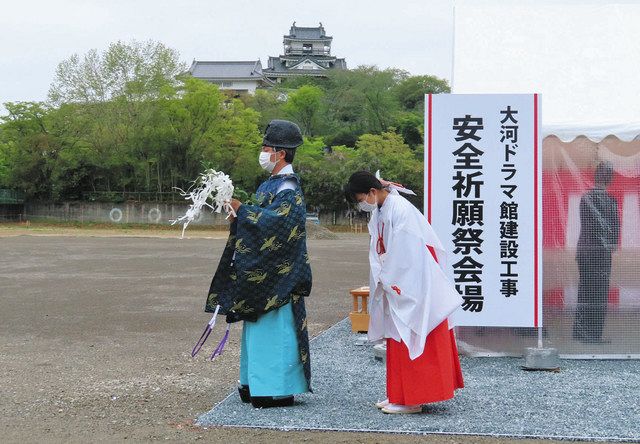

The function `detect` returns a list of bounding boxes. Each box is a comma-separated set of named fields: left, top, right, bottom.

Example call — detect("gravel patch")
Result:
left=198, top=319, right=640, bottom=442
left=306, top=223, right=340, bottom=240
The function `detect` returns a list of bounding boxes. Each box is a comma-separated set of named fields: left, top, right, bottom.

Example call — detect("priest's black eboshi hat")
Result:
left=262, top=119, right=303, bottom=149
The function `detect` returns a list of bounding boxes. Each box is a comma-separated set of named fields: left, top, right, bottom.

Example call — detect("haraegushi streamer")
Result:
left=171, top=169, right=235, bottom=238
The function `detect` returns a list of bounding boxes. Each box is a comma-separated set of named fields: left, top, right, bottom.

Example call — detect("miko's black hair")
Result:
left=344, top=170, right=383, bottom=203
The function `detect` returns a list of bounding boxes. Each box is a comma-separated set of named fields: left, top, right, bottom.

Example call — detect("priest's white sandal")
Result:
left=381, top=403, right=422, bottom=414
left=375, top=398, right=390, bottom=409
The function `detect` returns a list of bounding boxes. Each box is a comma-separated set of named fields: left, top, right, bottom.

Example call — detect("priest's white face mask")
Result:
left=357, top=190, right=378, bottom=212
left=259, top=148, right=279, bottom=172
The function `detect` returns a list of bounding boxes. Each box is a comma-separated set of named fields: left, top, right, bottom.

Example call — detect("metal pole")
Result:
left=537, top=326, right=543, bottom=349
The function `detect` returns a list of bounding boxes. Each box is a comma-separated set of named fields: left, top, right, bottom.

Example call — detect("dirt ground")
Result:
left=0, top=226, right=598, bottom=443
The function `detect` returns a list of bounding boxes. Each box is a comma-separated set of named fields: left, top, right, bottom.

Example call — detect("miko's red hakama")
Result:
left=386, top=319, right=464, bottom=406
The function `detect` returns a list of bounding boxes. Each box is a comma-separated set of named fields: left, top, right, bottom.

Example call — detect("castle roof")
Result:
left=189, top=60, right=263, bottom=80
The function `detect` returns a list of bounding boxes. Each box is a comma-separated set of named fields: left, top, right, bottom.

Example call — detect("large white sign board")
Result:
left=426, top=94, right=542, bottom=327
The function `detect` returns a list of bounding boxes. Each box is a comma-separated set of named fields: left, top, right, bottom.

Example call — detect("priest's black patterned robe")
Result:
left=206, top=166, right=312, bottom=395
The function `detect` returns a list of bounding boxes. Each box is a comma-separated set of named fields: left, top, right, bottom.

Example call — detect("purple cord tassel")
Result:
left=210, top=325, right=231, bottom=360
left=191, top=325, right=212, bottom=358
left=191, top=306, right=220, bottom=358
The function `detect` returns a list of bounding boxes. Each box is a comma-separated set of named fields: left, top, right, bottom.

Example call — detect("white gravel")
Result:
left=197, top=319, right=640, bottom=442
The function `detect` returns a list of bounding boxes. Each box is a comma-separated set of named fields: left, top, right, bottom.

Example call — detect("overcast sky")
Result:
left=0, top=0, right=455, bottom=113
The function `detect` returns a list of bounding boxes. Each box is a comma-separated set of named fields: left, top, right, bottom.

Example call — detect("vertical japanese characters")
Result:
left=499, top=106, right=520, bottom=298
left=451, top=115, right=485, bottom=312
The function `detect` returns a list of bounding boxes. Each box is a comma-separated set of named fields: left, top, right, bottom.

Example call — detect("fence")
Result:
left=24, top=201, right=229, bottom=226
left=20, top=201, right=367, bottom=227
left=0, top=190, right=25, bottom=221
left=0, top=189, right=25, bottom=204
left=456, top=136, right=640, bottom=358
left=80, top=191, right=183, bottom=203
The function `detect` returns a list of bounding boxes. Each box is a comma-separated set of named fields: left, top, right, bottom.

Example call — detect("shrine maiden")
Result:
left=345, top=171, right=464, bottom=414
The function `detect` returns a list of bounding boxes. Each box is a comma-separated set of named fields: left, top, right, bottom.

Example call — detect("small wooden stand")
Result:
left=349, top=286, right=370, bottom=333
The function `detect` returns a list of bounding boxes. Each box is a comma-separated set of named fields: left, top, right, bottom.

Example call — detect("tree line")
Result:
left=0, top=40, right=450, bottom=214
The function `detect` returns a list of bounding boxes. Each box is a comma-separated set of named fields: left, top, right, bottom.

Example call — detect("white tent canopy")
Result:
left=453, top=0, right=640, bottom=141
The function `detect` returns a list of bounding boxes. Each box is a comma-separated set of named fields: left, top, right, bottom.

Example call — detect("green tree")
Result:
left=177, top=78, right=263, bottom=192
left=0, top=102, right=57, bottom=197
left=48, top=40, right=186, bottom=105
left=350, top=130, right=424, bottom=208
left=1, top=37, right=452, bottom=215
left=279, top=76, right=327, bottom=90
left=392, top=75, right=450, bottom=112
left=283, top=85, right=324, bottom=136
left=322, top=66, right=407, bottom=146
left=40, top=40, right=189, bottom=198
left=242, top=88, right=285, bottom=131
left=295, top=130, right=424, bottom=214
left=396, top=113, right=424, bottom=148
left=1, top=73, right=264, bottom=200
left=0, top=146, right=8, bottom=186
left=294, top=138, right=356, bottom=213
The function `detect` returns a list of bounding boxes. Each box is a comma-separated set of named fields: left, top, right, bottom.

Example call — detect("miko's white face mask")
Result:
left=358, top=192, right=377, bottom=212
left=259, top=151, right=277, bottom=172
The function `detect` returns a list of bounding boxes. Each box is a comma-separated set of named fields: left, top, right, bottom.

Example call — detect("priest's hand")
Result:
left=230, top=198, right=242, bottom=213
left=224, top=199, right=242, bottom=223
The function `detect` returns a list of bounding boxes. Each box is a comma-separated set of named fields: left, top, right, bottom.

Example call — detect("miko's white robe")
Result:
left=367, top=190, right=463, bottom=359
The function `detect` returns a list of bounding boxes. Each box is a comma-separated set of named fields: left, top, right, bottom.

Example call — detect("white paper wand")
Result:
left=171, top=169, right=235, bottom=238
